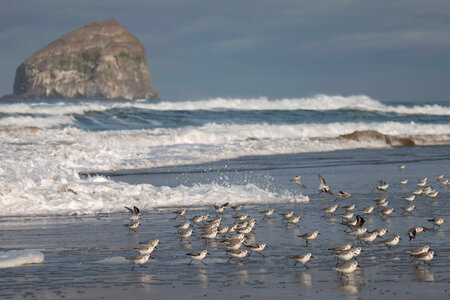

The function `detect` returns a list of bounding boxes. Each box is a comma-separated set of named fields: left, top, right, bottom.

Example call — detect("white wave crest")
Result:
left=0, top=115, right=74, bottom=128
left=0, top=95, right=449, bottom=115
left=0, top=250, right=44, bottom=268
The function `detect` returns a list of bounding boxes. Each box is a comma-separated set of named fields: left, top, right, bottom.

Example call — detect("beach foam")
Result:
left=0, top=250, right=44, bottom=268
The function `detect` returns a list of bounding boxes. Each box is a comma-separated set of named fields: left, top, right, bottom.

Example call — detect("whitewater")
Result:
left=0, top=95, right=449, bottom=216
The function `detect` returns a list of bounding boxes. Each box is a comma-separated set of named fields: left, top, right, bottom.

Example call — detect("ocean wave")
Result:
left=0, top=95, right=449, bottom=115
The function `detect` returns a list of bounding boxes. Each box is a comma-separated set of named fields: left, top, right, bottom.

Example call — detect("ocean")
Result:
left=0, top=95, right=449, bottom=298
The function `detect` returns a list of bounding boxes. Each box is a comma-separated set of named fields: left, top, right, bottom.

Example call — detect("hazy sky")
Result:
left=1, top=0, right=450, bottom=102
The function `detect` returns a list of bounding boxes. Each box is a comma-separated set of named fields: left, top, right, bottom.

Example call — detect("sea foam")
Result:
left=0, top=250, right=44, bottom=268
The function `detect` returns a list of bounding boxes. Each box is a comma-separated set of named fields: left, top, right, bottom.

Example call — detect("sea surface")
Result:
left=0, top=95, right=449, bottom=298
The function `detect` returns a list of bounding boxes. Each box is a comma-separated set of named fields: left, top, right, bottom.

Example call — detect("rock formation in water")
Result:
left=339, top=130, right=416, bottom=146
left=4, top=18, right=158, bottom=100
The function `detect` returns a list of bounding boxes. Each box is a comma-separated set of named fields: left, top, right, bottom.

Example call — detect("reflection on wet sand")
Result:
left=196, top=269, right=208, bottom=289
left=233, top=269, right=249, bottom=285
left=295, top=271, right=312, bottom=287
left=414, top=266, right=434, bottom=282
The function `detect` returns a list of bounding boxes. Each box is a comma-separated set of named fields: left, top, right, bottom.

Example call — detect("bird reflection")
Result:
left=415, top=266, right=434, bottom=282
left=295, top=271, right=312, bottom=287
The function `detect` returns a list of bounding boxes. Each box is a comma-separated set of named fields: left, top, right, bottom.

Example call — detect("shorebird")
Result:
left=370, top=227, right=387, bottom=237
left=177, top=229, right=193, bottom=241
left=399, top=165, right=406, bottom=169
left=279, top=211, right=294, bottom=219
left=245, top=243, right=267, bottom=257
left=382, top=235, right=401, bottom=248
left=358, top=232, right=378, bottom=244
left=334, top=248, right=361, bottom=262
left=380, top=207, right=394, bottom=217
left=401, top=204, right=415, bottom=214
left=224, top=240, right=243, bottom=250
left=371, top=180, right=389, bottom=191
left=427, top=217, right=444, bottom=229
left=134, top=244, right=156, bottom=256
left=233, top=214, right=248, bottom=221
left=139, top=239, right=160, bottom=248
left=125, top=206, right=140, bottom=221
left=405, top=245, right=430, bottom=255
left=127, top=253, right=150, bottom=271
left=190, top=215, right=204, bottom=224
left=289, top=176, right=307, bottom=188
left=260, top=208, right=275, bottom=218
left=358, top=206, right=374, bottom=215
left=298, top=231, right=319, bottom=244
left=214, top=202, right=229, bottom=214
left=226, top=249, right=248, bottom=263
left=435, top=174, right=444, bottom=179
left=322, top=204, right=338, bottom=215
left=339, top=212, right=354, bottom=220
left=329, top=244, right=352, bottom=253
left=403, top=195, right=416, bottom=202
left=187, top=250, right=208, bottom=265
left=174, top=221, right=190, bottom=230
left=318, top=175, right=333, bottom=195
left=231, top=205, right=242, bottom=211
left=407, top=226, right=424, bottom=241
left=125, top=221, right=139, bottom=232
left=334, top=191, right=352, bottom=201
left=285, top=215, right=302, bottom=226
left=332, top=261, right=359, bottom=279
left=348, top=227, right=367, bottom=237
left=289, top=252, right=313, bottom=268
left=341, top=204, right=356, bottom=211
left=399, top=179, right=408, bottom=184
left=174, top=208, right=186, bottom=217
left=411, top=250, right=435, bottom=267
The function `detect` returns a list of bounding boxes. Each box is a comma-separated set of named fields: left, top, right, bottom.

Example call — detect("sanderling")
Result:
left=177, top=229, right=193, bottom=241
left=125, top=221, right=140, bottom=232
left=334, top=248, right=361, bottom=262
left=279, top=211, right=294, bottom=219
left=186, top=250, right=208, bottom=265
left=341, top=219, right=358, bottom=227
left=174, top=208, right=186, bottom=217
left=348, top=227, right=367, bottom=237
left=202, top=229, right=218, bottom=240
left=135, top=245, right=156, bottom=256
left=231, top=204, right=242, bottom=211
left=329, top=243, right=352, bottom=252
left=371, top=180, right=389, bottom=191
left=214, top=202, right=229, bottom=214
left=439, top=178, right=449, bottom=185
left=322, top=204, right=339, bottom=215
left=405, top=245, right=430, bottom=255
left=358, top=206, right=374, bottom=215
left=127, top=253, right=150, bottom=271
left=223, top=240, right=243, bottom=250
left=380, top=207, right=394, bottom=217
left=417, top=181, right=427, bottom=187
left=318, top=175, right=333, bottom=195
left=403, top=195, right=416, bottom=202
left=427, top=217, right=444, bottom=229
left=174, top=221, right=191, bottom=230
left=399, top=165, right=406, bottom=169
left=245, top=243, right=267, bottom=257
left=233, top=214, right=249, bottom=221
left=260, top=208, right=275, bottom=218
left=412, top=188, right=423, bottom=195
left=226, top=249, right=248, bottom=263
left=426, top=190, right=439, bottom=198
left=407, top=226, right=424, bottom=241
left=332, top=261, right=359, bottom=279
left=190, top=215, right=204, bottom=224
left=298, top=231, right=319, bottom=244
left=358, top=232, right=378, bottom=244
left=418, top=177, right=428, bottom=183
left=370, top=227, right=387, bottom=237
left=289, top=176, right=307, bottom=188
left=125, top=206, right=140, bottom=221
left=334, top=191, right=352, bottom=201
left=411, top=250, right=435, bottom=267
left=285, top=215, right=302, bottom=226
left=237, top=225, right=253, bottom=234
left=289, top=252, right=313, bottom=268
left=435, top=174, right=444, bottom=179
left=139, top=239, right=160, bottom=248
left=401, top=204, right=415, bottom=214
left=399, top=179, right=408, bottom=184
left=382, top=235, right=401, bottom=248
left=339, top=212, right=354, bottom=220
left=341, top=204, right=356, bottom=211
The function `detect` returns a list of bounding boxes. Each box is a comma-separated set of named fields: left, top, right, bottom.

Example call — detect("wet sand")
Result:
left=1, top=146, right=450, bottom=299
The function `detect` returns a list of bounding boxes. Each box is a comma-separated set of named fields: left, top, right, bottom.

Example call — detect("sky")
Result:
left=1, top=0, right=450, bottom=103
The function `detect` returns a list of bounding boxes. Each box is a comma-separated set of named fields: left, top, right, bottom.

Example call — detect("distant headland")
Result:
left=1, top=18, right=158, bottom=101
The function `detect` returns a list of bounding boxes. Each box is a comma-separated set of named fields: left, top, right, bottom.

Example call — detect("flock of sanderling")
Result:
left=123, top=166, right=446, bottom=280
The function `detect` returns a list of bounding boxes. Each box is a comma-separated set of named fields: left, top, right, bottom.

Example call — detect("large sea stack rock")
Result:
left=11, top=18, right=158, bottom=100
